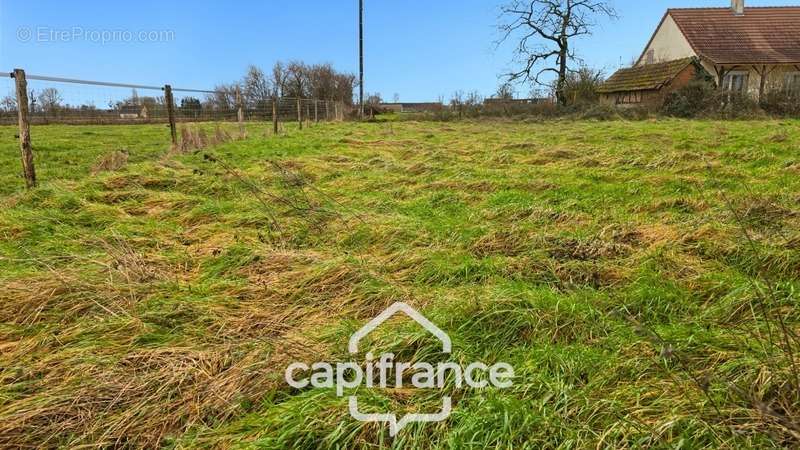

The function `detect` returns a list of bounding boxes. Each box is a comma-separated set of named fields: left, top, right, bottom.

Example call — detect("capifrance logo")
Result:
left=284, top=302, right=514, bottom=436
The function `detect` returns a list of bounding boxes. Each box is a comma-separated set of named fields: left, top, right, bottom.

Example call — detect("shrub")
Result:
left=562, top=67, right=605, bottom=106
left=662, top=80, right=718, bottom=118
left=722, top=92, right=763, bottom=119
left=662, top=80, right=768, bottom=119
left=760, top=89, right=800, bottom=117
left=577, top=103, right=620, bottom=121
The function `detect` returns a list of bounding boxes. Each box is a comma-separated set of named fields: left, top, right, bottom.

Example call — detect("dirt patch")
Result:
left=525, top=148, right=579, bottom=165
left=471, top=229, right=531, bottom=257
left=91, top=150, right=129, bottom=174
left=768, top=131, right=789, bottom=143
left=499, top=142, right=538, bottom=151
left=736, top=196, right=798, bottom=229
left=546, top=235, right=631, bottom=262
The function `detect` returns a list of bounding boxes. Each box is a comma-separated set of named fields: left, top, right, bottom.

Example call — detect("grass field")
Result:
left=1, top=118, right=799, bottom=448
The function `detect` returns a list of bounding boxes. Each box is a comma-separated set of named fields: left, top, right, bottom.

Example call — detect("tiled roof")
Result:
left=119, top=105, right=144, bottom=114
left=668, top=7, right=800, bottom=64
left=598, top=58, right=695, bottom=94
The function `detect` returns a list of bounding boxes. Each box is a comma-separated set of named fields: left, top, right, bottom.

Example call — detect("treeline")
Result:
left=0, top=61, right=355, bottom=117
left=205, top=62, right=356, bottom=112
left=405, top=65, right=800, bottom=120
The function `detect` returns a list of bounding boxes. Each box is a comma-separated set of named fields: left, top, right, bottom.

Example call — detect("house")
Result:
left=379, top=102, right=443, bottom=113
left=119, top=104, right=148, bottom=119
left=600, top=1, right=800, bottom=105
left=483, top=98, right=550, bottom=107
left=598, top=58, right=703, bottom=105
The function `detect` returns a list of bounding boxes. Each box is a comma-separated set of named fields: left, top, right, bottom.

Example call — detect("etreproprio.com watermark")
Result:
left=284, top=302, right=515, bottom=436
left=17, top=27, right=175, bottom=44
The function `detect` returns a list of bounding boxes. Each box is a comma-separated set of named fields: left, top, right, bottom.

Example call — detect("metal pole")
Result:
left=359, top=0, right=364, bottom=120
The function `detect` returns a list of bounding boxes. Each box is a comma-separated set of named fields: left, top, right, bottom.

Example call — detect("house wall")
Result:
left=701, top=63, right=800, bottom=95
left=601, top=90, right=665, bottom=106
left=665, top=64, right=698, bottom=91
left=601, top=64, right=698, bottom=107
left=380, top=104, right=404, bottom=113
left=639, top=15, right=696, bottom=66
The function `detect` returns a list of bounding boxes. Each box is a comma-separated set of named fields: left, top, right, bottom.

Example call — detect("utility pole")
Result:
left=359, top=0, right=364, bottom=119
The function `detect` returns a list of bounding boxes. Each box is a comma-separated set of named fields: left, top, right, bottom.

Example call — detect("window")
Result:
left=616, top=91, right=642, bottom=105
left=645, top=49, right=655, bottom=65
left=723, top=71, right=749, bottom=94
left=785, top=72, right=800, bottom=93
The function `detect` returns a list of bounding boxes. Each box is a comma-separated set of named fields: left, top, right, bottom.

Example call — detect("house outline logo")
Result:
left=347, top=302, right=452, bottom=436
left=348, top=302, right=451, bottom=354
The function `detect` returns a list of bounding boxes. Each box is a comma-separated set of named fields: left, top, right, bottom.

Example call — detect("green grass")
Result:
left=1, top=118, right=799, bottom=448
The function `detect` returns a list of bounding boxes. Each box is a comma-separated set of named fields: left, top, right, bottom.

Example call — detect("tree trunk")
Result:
left=758, top=65, right=767, bottom=105
left=556, top=44, right=568, bottom=107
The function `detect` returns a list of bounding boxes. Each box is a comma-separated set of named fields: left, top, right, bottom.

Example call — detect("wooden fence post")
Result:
left=164, top=84, right=177, bottom=145
left=314, top=100, right=319, bottom=123
left=13, top=69, right=36, bottom=189
left=297, top=98, right=303, bottom=130
left=235, top=85, right=245, bottom=138
left=272, top=98, right=279, bottom=135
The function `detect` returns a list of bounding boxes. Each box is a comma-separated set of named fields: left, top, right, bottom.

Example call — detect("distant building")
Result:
left=379, top=102, right=443, bottom=113
left=483, top=98, right=550, bottom=107
left=600, top=1, right=800, bottom=105
left=119, top=104, right=148, bottom=119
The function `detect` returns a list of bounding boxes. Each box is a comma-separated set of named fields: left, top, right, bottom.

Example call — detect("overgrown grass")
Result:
left=1, top=118, right=799, bottom=448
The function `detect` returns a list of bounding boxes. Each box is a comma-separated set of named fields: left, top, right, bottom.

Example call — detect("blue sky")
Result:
left=1, top=0, right=798, bottom=102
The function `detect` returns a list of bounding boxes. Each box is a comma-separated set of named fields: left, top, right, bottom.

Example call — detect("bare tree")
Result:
left=365, top=92, right=383, bottom=106
left=284, top=61, right=308, bottom=99
left=205, top=83, right=238, bottom=111
left=37, top=88, right=63, bottom=114
left=450, top=90, right=465, bottom=107
left=498, top=0, right=616, bottom=106
left=465, top=91, right=483, bottom=106
left=562, top=65, right=605, bottom=105
left=243, top=65, right=272, bottom=109
left=307, top=63, right=336, bottom=100
left=496, top=82, right=516, bottom=100
left=333, top=72, right=356, bottom=105
left=0, top=95, right=16, bottom=112
left=270, top=62, right=287, bottom=98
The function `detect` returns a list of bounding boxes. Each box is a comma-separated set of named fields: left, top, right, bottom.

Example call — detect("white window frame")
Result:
left=723, top=71, right=750, bottom=94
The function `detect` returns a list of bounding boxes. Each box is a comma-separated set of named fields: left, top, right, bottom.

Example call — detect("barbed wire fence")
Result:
left=2, top=68, right=349, bottom=189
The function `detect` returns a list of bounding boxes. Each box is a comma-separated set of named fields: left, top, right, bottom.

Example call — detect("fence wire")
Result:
left=1, top=76, right=17, bottom=124
left=1, top=71, right=348, bottom=126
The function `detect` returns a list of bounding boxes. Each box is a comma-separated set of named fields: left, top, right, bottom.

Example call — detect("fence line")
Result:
left=3, top=68, right=351, bottom=189
left=1, top=70, right=348, bottom=125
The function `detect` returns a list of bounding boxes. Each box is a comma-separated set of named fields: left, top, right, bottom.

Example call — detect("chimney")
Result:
left=732, top=0, right=744, bottom=15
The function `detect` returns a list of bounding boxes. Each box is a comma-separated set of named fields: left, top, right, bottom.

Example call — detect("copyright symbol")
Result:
left=17, top=27, right=32, bottom=42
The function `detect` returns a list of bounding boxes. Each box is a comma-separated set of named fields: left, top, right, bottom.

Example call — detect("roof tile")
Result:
left=669, top=7, right=800, bottom=64
left=598, top=58, right=695, bottom=93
